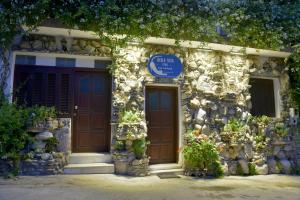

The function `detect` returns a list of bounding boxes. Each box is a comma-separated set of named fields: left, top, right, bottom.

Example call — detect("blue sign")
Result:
left=147, top=54, right=183, bottom=78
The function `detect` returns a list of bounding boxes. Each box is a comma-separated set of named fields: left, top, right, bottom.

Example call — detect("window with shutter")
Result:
left=46, top=73, right=57, bottom=107
left=13, top=65, right=73, bottom=117
left=60, top=74, right=71, bottom=115
left=31, top=72, right=43, bottom=106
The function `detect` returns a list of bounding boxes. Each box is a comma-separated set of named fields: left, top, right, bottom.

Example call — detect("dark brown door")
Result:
left=146, top=87, right=178, bottom=164
left=73, top=72, right=111, bottom=152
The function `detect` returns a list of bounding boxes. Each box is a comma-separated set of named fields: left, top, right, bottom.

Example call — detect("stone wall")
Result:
left=0, top=118, right=71, bottom=176
left=11, top=34, right=299, bottom=176
left=111, top=43, right=296, bottom=176
left=13, top=34, right=111, bottom=57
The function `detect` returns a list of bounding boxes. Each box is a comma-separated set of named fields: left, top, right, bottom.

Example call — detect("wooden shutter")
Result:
left=46, top=73, right=57, bottom=107
left=59, top=73, right=72, bottom=115
left=31, top=72, right=43, bottom=106
left=13, top=65, right=73, bottom=117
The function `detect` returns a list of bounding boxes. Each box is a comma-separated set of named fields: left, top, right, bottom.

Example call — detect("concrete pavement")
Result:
left=0, top=174, right=300, bottom=200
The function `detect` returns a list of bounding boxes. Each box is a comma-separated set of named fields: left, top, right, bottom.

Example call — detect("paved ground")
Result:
left=0, top=174, right=300, bottom=200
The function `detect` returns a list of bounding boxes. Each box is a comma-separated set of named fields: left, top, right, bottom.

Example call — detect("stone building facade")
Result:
left=2, top=26, right=299, bottom=176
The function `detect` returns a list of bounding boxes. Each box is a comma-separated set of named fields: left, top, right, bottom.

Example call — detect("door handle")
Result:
left=73, top=105, right=78, bottom=117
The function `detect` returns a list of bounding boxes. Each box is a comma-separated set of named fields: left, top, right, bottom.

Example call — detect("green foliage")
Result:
left=0, top=101, right=57, bottom=176
left=45, top=137, right=58, bottom=153
left=183, top=131, right=223, bottom=177
left=0, top=1, right=299, bottom=50
left=119, top=109, right=142, bottom=125
left=235, top=162, right=257, bottom=176
left=287, top=45, right=300, bottom=108
left=1, top=1, right=299, bottom=102
left=0, top=102, right=29, bottom=160
left=248, top=162, right=257, bottom=176
left=115, top=140, right=126, bottom=151
left=290, top=166, right=300, bottom=175
left=209, top=161, right=224, bottom=178
left=223, top=119, right=245, bottom=132
left=132, top=139, right=149, bottom=159
left=25, top=106, right=57, bottom=128
left=254, top=134, right=269, bottom=152
left=274, top=122, right=288, bottom=137
left=249, top=115, right=271, bottom=126
left=220, top=119, right=248, bottom=144
left=236, top=163, right=244, bottom=176
left=276, top=160, right=284, bottom=173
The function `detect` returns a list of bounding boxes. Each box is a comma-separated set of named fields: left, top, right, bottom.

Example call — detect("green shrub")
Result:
left=223, top=119, right=245, bottom=132
left=220, top=119, right=248, bottom=144
left=0, top=102, right=57, bottom=176
left=132, top=139, right=149, bottom=159
left=119, top=109, right=142, bottom=125
left=45, top=137, right=58, bottom=153
left=0, top=102, right=30, bottom=161
left=290, top=166, right=300, bottom=175
left=115, top=140, right=126, bottom=151
left=274, top=122, right=288, bottom=137
left=254, top=135, right=269, bottom=152
left=249, top=115, right=271, bottom=126
left=209, top=161, right=224, bottom=178
left=248, top=163, right=257, bottom=175
left=236, top=163, right=244, bottom=176
left=25, top=106, right=56, bottom=128
left=183, top=132, right=223, bottom=177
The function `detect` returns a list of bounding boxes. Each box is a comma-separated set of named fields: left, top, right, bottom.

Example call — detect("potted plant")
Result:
left=26, top=106, right=56, bottom=133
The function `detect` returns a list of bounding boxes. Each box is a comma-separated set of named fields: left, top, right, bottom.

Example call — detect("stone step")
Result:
left=150, top=168, right=184, bottom=176
left=69, top=153, right=112, bottom=164
left=64, top=163, right=114, bottom=174
left=149, top=163, right=182, bottom=171
left=149, top=163, right=183, bottom=176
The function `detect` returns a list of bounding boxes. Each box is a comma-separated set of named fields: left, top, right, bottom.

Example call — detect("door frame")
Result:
left=72, top=67, right=112, bottom=153
left=145, top=84, right=180, bottom=164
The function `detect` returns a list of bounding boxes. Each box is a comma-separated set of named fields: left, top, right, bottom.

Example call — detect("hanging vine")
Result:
left=287, top=45, right=300, bottom=108
left=0, top=0, right=299, bottom=100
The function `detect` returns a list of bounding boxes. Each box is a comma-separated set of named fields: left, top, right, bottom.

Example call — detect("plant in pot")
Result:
left=26, top=106, right=56, bottom=133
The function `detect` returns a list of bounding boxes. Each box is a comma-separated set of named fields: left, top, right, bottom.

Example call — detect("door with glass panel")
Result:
left=73, top=72, right=110, bottom=152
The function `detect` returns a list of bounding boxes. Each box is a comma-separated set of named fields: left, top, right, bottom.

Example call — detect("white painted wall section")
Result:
left=76, top=58, right=94, bottom=68
left=36, top=56, right=55, bottom=66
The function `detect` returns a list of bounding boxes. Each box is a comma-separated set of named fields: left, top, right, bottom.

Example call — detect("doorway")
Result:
left=145, top=86, right=178, bottom=164
left=73, top=71, right=111, bottom=152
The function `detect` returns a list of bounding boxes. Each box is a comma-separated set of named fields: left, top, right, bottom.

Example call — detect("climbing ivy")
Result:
left=287, top=45, right=300, bottom=109
left=1, top=1, right=299, bottom=49
left=0, top=0, right=300, bottom=99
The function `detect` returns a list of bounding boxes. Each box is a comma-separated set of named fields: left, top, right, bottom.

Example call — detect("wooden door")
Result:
left=146, top=87, right=178, bottom=164
left=73, top=72, right=111, bottom=152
